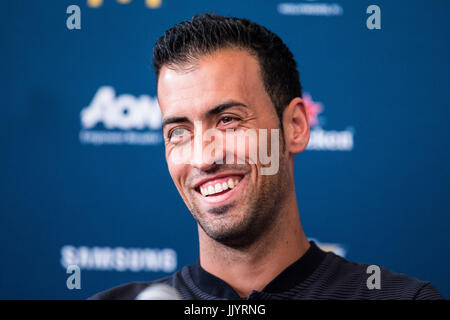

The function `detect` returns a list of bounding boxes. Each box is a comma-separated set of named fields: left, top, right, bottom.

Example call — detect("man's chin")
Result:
left=199, top=223, right=254, bottom=248
left=192, top=202, right=242, bottom=225
left=206, top=203, right=235, bottom=215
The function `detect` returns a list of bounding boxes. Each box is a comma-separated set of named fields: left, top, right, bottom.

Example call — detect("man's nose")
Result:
left=190, top=124, right=225, bottom=171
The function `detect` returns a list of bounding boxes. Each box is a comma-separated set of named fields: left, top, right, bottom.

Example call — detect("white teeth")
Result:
left=200, top=178, right=241, bottom=197
left=215, top=183, right=223, bottom=193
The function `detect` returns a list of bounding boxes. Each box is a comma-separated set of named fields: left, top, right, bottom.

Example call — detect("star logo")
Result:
left=303, top=93, right=323, bottom=127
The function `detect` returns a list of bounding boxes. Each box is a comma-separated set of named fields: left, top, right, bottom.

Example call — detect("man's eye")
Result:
left=169, top=128, right=189, bottom=141
left=220, top=116, right=240, bottom=124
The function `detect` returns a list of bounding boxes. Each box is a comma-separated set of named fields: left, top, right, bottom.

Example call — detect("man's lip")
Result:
left=192, top=173, right=246, bottom=190
left=193, top=173, right=247, bottom=206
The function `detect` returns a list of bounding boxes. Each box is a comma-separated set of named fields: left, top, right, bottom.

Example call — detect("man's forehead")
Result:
left=157, top=48, right=263, bottom=117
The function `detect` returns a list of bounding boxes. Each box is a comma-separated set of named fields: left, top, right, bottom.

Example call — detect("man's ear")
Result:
left=282, top=97, right=310, bottom=154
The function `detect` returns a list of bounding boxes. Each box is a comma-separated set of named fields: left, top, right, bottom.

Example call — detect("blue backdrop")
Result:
left=1, top=0, right=449, bottom=299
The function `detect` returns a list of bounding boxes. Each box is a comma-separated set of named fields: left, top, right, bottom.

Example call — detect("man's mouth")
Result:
left=198, top=176, right=242, bottom=197
left=194, top=175, right=243, bottom=199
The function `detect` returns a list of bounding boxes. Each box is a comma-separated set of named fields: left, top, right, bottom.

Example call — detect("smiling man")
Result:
left=91, top=14, right=443, bottom=300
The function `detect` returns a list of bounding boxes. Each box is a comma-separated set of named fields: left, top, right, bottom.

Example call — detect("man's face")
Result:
left=157, top=48, right=290, bottom=248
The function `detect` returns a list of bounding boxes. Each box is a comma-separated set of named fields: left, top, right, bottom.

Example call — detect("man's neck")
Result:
left=198, top=198, right=310, bottom=298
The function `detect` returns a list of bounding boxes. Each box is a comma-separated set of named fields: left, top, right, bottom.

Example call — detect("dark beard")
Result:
left=207, top=203, right=235, bottom=215
left=191, top=160, right=289, bottom=249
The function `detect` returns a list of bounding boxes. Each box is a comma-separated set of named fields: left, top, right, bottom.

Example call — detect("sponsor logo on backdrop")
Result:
left=304, top=93, right=354, bottom=151
left=79, top=86, right=163, bottom=145
left=87, top=0, right=162, bottom=9
left=79, top=87, right=353, bottom=150
left=278, top=0, right=344, bottom=16
left=309, top=238, right=346, bottom=257
left=61, top=245, right=177, bottom=272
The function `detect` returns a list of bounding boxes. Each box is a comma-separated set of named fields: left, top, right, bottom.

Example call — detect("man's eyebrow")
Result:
left=161, top=116, right=189, bottom=130
left=161, top=101, right=247, bottom=130
left=207, top=100, right=248, bottom=116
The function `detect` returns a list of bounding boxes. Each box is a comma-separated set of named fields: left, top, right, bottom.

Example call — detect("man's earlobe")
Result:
left=282, top=98, right=310, bottom=154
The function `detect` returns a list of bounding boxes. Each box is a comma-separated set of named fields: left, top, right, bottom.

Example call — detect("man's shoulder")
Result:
left=313, top=252, right=444, bottom=300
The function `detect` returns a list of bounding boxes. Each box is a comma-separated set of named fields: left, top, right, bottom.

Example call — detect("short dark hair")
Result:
left=153, top=13, right=302, bottom=121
